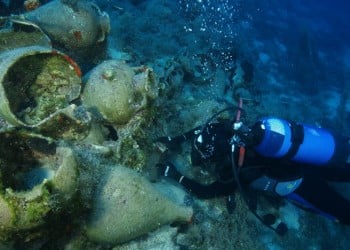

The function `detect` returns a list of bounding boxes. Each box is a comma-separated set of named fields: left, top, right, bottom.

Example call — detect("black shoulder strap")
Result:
left=282, top=121, right=304, bottom=160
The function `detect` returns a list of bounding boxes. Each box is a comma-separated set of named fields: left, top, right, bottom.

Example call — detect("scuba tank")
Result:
left=252, top=117, right=347, bottom=166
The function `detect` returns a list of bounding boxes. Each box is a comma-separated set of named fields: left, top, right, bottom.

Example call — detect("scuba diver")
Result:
left=157, top=104, right=350, bottom=235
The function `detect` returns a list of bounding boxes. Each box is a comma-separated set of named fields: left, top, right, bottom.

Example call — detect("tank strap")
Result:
left=237, top=146, right=246, bottom=168
left=282, top=121, right=304, bottom=160
left=235, top=97, right=246, bottom=167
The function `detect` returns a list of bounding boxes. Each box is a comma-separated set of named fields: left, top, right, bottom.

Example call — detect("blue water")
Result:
left=2, top=0, right=350, bottom=248
left=106, top=0, right=350, bottom=128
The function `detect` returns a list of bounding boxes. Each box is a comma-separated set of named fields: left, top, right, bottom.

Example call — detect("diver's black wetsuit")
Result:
left=158, top=120, right=350, bottom=225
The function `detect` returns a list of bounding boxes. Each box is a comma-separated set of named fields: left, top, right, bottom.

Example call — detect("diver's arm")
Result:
left=157, top=126, right=202, bottom=147
left=180, top=178, right=235, bottom=199
left=158, top=119, right=233, bottom=150
left=158, top=163, right=236, bottom=198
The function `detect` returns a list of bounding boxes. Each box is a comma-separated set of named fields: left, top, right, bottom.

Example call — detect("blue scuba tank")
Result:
left=254, top=117, right=336, bottom=165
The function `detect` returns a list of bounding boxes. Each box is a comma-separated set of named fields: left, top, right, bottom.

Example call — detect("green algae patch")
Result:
left=0, top=46, right=81, bottom=127
left=0, top=130, right=80, bottom=241
left=2, top=53, right=81, bottom=125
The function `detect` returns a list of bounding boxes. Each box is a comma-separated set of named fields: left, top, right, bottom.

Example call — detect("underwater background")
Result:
left=105, top=0, right=350, bottom=133
left=1, top=0, right=350, bottom=249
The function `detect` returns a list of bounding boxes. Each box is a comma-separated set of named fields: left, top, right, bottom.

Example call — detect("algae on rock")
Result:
left=0, top=130, right=79, bottom=241
left=0, top=46, right=81, bottom=127
left=112, top=115, right=157, bottom=170
left=0, top=19, right=52, bottom=53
